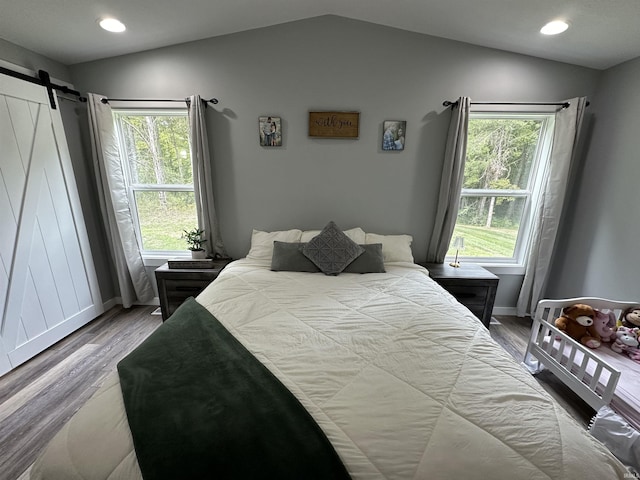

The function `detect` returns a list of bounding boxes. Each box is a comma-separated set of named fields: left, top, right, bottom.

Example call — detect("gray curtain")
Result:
left=87, top=93, right=154, bottom=308
left=187, top=95, right=227, bottom=258
left=516, top=97, right=588, bottom=316
left=426, top=97, right=470, bottom=262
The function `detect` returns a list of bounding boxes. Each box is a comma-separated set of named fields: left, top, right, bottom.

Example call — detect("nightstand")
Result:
left=420, top=262, right=499, bottom=329
left=155, top=259, right=233, bottom=321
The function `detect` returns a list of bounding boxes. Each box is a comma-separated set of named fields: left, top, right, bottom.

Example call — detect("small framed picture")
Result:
left=259, top=116, right=282, bottom=147
left=381, top=120, right=406, bottom=151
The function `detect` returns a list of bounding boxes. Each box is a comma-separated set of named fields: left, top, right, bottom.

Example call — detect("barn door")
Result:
left=0, top=74, right=102, bottom=376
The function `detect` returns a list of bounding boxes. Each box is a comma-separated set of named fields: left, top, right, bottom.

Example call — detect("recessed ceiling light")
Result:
left=99, top=18, right=126, bottom=33
left=540, top=20, right=569, bottom=35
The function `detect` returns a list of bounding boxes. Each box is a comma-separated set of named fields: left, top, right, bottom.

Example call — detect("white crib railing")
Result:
left=523, top=297, right=636, bottom=411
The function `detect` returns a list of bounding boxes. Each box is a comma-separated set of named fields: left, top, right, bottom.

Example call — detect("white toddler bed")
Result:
left=523, top=297, right=640, bottom=430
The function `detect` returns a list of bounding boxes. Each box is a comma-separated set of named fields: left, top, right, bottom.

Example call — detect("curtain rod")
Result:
left=100, top=97, right=219, bottom=106
left=0, top=66, right=84, bottom=109
left=443, top=100, right=571, bottom=109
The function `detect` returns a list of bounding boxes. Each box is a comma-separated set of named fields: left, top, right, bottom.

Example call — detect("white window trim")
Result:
left=112, top=106, right=195, bottom=264
left=448, top=111, right=555, bottom=270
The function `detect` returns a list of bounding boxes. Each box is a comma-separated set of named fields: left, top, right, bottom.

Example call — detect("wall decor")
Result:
left=308, top=111, right=359, bottom=138
left=259, top=116, right=282, bottom=146
left=381, top=120, right=406, bottom=151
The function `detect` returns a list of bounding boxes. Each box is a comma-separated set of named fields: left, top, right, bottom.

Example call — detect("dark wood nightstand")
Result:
left=420, top=262, right=499, bottom=329
left=155, top=259, right=233, bottom=321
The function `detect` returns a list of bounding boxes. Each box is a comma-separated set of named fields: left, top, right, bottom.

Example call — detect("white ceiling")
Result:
left=1, top=0, right=639, bottom=69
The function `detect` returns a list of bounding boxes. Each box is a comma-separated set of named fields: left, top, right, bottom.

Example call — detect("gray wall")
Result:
left=546, top=56, right=640, bottom=301
left=0, top=38, right=71, bottom=82
left=5, top=15, right=616, bottom=311
left=67, top=15, right=603, bottom=310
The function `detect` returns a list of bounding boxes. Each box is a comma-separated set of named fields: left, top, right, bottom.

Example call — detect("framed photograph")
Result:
left=308, top=111, right=359, bottom=138
left=259, top=116, right=282, bottom=147
left=381, top=120, right=406, bottom=151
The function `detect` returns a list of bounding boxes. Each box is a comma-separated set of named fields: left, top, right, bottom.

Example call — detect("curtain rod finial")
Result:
left=208, top=98, right=219, bottom=105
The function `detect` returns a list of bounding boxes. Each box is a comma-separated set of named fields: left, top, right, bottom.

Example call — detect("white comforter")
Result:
left=31, top=260, right=629, bottom=479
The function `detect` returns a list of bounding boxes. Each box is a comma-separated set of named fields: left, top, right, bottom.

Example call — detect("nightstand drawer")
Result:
left=442, top=285, right=488, bottom=306
left=164, top=279, right=212, bottom=296
left=155, top=260, right=233, bottom=321
left=420, top=262, right=499, bottom=329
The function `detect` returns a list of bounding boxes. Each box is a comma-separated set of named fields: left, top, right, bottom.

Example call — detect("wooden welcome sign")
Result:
left=308, top=111, right=360, bottom=138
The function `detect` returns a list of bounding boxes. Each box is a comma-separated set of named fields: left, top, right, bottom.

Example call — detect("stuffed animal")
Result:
left=619, top=306, right=640, bottom=329
left=593, top=309, right=617, bottom=342
left=555, top=304, right=601, bottom=349
left=610, top=326, right=640, bottom=363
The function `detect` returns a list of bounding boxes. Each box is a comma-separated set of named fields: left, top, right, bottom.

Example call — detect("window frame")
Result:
left=112, top=106, right=195, bottom=260
left=449, top=110, right=556, bottom=269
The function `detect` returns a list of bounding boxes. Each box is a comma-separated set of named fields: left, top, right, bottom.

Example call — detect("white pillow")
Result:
left=301, top=227, right=366, bottom=244
left=247, top=229, right=303, bottom=260
left=365, top=233, right=414, bottom=263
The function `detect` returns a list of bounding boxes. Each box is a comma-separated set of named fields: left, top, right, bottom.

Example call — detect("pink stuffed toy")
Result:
left=593, top=309, right=617, bottom=342
left=611, top=326, right=640, bottom=363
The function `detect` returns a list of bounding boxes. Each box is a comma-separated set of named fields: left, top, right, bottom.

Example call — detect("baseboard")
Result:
left=492, top=306, right=518, bottom=316
left=102, top=298, right=118, bottom=311
left=109, top=297, right=160, bottom=306
left=103, top=296, right=159, bottom=309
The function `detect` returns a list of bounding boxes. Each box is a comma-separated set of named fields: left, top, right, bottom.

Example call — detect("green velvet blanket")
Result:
left=117, top=297, right=351, bottom=480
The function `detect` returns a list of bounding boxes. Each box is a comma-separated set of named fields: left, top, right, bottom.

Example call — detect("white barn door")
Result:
left=0, top=74, right=103, bottom=376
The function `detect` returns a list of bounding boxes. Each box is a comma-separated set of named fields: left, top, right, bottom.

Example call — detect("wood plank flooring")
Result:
left=0, top=305, right=161, bottom=480
left=0, top=309, right=594, bottom=480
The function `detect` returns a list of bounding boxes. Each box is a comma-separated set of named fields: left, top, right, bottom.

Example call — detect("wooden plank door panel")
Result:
left=27, top=218, right=66, bottom=329
left=0, top=74, right=103, bottom=375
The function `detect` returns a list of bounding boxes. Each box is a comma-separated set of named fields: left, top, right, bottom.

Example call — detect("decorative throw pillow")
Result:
left=301, top=227, right=366, bottom=244
left=246, top=229, right=302, bottom=261
left=302, top=221, right=365, bottom=275
left=343, top=244, right=386, bottom=274
left=271, top=242, right=320, bottom=272
left=364, top=233, right=414, bottom=263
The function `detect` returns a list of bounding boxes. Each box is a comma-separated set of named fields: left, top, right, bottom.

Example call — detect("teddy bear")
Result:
left=610, top=326, right=640, bottom=363
left=554, top=303, right=601, bottom=349
left=619, top=306, right=640, bottom=329
left=592, top=309, right=617, bottom=342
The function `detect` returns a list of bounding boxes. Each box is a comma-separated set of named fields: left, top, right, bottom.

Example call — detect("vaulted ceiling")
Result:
left=1, top=0, right=639, bottom=69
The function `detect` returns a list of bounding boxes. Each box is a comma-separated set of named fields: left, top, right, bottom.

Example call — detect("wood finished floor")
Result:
left=0, top=305, right=162, bottom=480
left=0, top=309, right=594, bottom=480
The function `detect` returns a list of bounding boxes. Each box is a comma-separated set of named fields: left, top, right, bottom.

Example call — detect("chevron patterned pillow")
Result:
left=302, top=221, right=365, bottom=275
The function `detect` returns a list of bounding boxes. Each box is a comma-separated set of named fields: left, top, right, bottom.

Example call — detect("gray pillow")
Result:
left=302, top=221, right=365, bottom=275
left=343, top=244, right=386, bottom=273
left=271, top=242, right=320, bottom=272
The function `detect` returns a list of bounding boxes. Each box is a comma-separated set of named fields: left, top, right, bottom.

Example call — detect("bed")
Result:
left=30, top=228, right=630, bottom=479
left=523, top=297, right=640, bottom=431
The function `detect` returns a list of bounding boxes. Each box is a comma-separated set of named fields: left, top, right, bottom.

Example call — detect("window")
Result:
left=113, top=110, right=197, bottom=255
left=447, top=112, right=555, bottom=266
